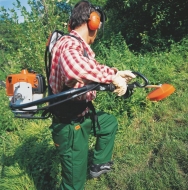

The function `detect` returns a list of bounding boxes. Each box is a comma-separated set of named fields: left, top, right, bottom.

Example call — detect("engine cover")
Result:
left=6, top=69, right=46, bottom=112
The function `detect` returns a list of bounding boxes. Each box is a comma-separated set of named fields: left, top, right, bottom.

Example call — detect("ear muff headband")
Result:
left=88, top=12, right=100, bottom=30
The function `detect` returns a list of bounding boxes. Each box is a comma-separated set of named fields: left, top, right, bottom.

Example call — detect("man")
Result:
left=49, top=1, right=136, bottom=189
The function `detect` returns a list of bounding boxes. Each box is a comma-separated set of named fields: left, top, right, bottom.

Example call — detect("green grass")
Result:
left=0, top=38, right=188, bottom=190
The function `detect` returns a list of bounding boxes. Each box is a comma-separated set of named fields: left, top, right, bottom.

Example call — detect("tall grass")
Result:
left=0, top=36, right=188, bottom=190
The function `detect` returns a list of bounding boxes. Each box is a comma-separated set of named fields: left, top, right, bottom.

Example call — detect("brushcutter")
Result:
left=5, top=69, right=175, bottom=119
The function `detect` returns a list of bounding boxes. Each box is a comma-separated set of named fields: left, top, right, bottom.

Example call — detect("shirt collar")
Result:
left=70, top=30, right=95, bottom=58
left=70, top=30, right=84, bottom=42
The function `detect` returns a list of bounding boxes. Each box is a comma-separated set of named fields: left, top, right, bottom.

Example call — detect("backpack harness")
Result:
left=45, top=30, right=100, bottom=135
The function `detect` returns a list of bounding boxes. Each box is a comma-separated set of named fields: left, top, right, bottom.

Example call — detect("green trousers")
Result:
left=50, top=111, right=118, bottom=190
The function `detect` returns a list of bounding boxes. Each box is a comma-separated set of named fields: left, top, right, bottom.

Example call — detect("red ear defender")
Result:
left=88, top=12, right=100, bottom=30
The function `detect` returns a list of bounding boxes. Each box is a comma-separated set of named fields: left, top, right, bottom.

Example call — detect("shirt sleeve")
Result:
left=61, top=39, right=117, bottom=85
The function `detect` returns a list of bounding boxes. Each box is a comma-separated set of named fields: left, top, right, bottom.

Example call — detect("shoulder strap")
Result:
left=45, top=30, right=89, bottom=96
left=45, top=30, right=64, bottom=89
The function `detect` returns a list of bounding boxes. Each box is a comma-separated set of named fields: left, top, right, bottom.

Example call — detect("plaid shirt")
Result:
left=49, top=30, right=117, bottom=107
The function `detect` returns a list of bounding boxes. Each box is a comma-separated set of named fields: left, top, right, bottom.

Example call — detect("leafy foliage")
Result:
left=105, top=0, right=188, bottom=52
left=0, top=0, right=188, bottom=190
left=0, top=0, right=72, bottom=75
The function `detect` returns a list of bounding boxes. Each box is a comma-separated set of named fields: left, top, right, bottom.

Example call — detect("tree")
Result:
left=0, top=0, right=73, bottom=74
left=104, top=0, right=188, bottom=52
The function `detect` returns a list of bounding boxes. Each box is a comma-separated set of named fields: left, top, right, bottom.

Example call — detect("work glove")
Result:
left=112, top=74, right=127, bottom=96
left=117, top=70, right=136, bottom=83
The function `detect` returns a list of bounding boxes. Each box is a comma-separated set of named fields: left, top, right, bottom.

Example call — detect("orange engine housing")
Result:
left=6, top=69, right=46, bottom=96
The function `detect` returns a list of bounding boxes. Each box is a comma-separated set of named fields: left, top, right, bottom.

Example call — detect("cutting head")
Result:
left=147, top=83, right=175, bottom=101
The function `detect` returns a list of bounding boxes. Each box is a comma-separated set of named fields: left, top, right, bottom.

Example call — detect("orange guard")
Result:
left=147, top=83, right=175, bottom=101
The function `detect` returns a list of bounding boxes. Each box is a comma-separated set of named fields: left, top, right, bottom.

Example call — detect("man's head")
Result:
left=69, top=0, right=105, bottom=31
left=68, top=0, right=106, bottom=44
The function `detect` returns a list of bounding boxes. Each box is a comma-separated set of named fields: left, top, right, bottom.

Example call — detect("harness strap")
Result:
left=87, top=101, right=100, bottom=137
left=46, top=31, right=98, bottom=133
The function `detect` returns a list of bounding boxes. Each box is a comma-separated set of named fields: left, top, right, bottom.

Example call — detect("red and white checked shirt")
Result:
left=49, top=30, right=117, bottom=103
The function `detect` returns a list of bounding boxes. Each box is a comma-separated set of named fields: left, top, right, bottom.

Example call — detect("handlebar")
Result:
left=94, top=71, right=149, bottom=93
left=128, top=71, right=149, bottom=89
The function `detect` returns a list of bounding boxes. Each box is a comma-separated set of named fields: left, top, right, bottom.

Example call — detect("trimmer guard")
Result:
left=147, top=83, right=175, bottom=101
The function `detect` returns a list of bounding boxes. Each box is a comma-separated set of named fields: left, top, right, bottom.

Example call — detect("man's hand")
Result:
left=112, top=74, right=127, bottom=96
left=117, top=70, right=136, bottom=82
